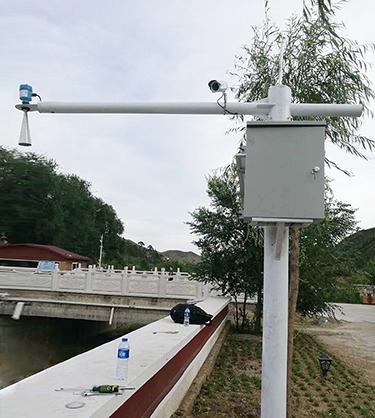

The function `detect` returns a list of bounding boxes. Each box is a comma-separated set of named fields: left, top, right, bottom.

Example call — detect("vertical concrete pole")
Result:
left=121, top=268, right=129, bottom=295
left=86, top=265, right=93, bottom=292
left=159, top=275, right=167, bottom=297
left=51, top=268, right=59, bottom=291
left=261, top=226, right=289, bottom=418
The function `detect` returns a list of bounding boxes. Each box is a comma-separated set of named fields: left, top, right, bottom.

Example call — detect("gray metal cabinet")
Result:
left=243, top=121, right=325, bottom=223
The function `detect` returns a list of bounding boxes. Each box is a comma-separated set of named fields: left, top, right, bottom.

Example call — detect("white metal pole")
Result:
left=261, top=226, right=289, bottom=418
left=260, top=84, right=292, bottom=418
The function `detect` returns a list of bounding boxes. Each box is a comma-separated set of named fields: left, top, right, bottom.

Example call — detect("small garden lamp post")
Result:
left=319, top=354, right=332, bottom=378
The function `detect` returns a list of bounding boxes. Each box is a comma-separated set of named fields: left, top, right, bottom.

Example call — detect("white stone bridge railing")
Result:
left=0, top=266, right=214, bottom=300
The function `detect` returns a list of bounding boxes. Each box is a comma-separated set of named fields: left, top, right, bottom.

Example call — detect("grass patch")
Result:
left=189, top=332, right=375, bottom=418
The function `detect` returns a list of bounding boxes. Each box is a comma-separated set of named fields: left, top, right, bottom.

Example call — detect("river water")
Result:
left=0, top=316, right=136, bottom=389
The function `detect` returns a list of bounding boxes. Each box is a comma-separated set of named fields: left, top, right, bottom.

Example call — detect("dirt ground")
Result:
left=303, top=304, right=375, bottom=384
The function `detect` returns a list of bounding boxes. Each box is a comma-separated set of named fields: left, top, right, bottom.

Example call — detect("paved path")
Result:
left=307, top=303, right=375, bottom=384
left=333, top=303, right=375, bottom=323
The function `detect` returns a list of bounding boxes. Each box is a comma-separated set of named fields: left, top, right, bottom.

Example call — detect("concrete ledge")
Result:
left=170, top=320, right=231, bottom=417
left=0, top=297, right=229, bottom=418
left=154, top=319, right=231, bottom=417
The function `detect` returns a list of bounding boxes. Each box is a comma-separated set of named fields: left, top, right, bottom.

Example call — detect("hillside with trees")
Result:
left=0, top=147, right=193, bottom=271
left=336, top=227, right=375, bottom=271
left=333, top=227, right=375, bottom=289
left=161, top=250, right=200, bottom=264
left=0, top=147, right=125, bottom=264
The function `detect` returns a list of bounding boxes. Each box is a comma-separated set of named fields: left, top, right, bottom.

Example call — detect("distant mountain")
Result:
left=336, top=227, right=375, bottom=270
left=161, top=250, right=201, bottom=264
left=121, top=240, right=200, bottom=270
left=123, top=239, right=164, bottom=269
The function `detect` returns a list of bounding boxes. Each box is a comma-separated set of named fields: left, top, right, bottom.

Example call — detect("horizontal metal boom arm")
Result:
left=290, top=103, right=362, bottom=117
left=16, top=101, right=363, bottom=117
left=17, top=102, right=273, bottom=115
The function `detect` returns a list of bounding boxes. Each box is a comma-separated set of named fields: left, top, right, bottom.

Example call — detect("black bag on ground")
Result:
left=170, top=303, right=213, bottom=325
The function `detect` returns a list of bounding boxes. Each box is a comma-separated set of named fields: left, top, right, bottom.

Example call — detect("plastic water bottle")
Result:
left=184, top=306, right=190, bottom=326
left=116, top=337, right=130, bottom=381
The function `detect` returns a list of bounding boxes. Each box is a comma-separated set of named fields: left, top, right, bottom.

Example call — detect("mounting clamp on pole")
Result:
left=272, top=222, right=286, bottom=261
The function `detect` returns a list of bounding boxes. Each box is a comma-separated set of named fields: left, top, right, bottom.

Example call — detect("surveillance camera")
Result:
left=208, top=80, right=228, bottom=93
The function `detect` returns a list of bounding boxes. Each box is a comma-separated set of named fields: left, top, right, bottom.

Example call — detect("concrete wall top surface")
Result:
left=0, top=296, right=230, bottom=418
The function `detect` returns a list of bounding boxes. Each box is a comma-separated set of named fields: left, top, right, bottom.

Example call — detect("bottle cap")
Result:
left=122, top=337, right=128, bottom=342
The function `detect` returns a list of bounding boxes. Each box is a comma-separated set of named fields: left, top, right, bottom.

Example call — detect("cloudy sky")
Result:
left=1, top=0, right=374, bottom=252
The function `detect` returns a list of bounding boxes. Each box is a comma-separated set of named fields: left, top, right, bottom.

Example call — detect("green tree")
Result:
left=91, top=198, right=125, bottom=266
left=0, top=147, right=126, bottom=266
left=231, top=0, right=374, bottom=171
left=359, top=260, right=375, bottom=285
left=298, top=195, right=358, bottom=316
left=335, top=227, right=375, bottom=272
left=52, top=174, right=98, bottom=256
left=122, top=239, right=165, bottom=270
left=189, top=165, right=263, bottom=332
left=0, top=147, right=57, bottom=243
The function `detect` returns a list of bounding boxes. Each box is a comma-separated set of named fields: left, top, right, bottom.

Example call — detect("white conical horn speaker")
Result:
left=19, top=110, right=32, bottom=146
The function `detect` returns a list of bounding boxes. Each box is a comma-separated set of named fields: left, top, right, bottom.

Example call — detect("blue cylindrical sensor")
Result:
left=19, top=84, right=33, bottom=104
